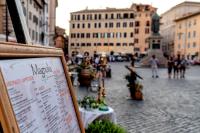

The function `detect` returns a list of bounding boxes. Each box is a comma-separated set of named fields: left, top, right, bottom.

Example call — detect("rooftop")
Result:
left=174, top=10, right=200, bottom=21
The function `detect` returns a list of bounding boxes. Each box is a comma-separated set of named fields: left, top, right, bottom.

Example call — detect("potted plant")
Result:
left=78, top=96, right=107, bottom=111
left=77, top=58, right=95, bottom=87
left=86, top=120, right=127, bottom=133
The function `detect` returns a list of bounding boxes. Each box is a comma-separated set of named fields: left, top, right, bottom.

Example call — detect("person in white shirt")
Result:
left=149, top=55, right=159, bottom=78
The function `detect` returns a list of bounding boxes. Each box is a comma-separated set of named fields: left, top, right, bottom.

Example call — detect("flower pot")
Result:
left=78, top=69, right=92, bottom=87
left=134, top=90, right=143, bottom=100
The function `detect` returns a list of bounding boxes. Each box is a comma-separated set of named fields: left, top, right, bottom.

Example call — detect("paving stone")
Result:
left=75, top=63, right=200, bottom=133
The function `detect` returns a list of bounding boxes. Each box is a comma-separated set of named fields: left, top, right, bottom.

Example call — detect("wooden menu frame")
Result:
left=0, top=42, right=85, bottom=133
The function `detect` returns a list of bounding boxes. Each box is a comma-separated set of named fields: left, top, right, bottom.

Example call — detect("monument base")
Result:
left=139, top=50, right=167, bottom=67
left=140, top=35, right=167, bottom=68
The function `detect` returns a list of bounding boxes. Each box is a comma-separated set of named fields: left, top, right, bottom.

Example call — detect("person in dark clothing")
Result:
left=167, top=56, right=174, bottom=78
left=180, top=55, right=187, bottom=78
left=173, top=55, right=181, bottom=78
left=131, top=54, right=136, bottom=67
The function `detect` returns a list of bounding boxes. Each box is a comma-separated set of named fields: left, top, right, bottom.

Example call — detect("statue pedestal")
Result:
left=140, top=34, right=167, bottom=67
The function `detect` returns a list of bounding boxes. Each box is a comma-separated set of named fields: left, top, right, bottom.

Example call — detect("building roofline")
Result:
left=161, top=1, right=200, bottom=16
left=71, top=8, right=136, bottom=14
left=174, top=10, right=200, bottom=21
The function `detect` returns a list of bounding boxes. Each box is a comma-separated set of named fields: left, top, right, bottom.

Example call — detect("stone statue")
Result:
left=151, top=13, right=160, bottom=34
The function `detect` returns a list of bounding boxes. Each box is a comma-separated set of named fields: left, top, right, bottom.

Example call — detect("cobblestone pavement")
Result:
left=75, top=62, right=200, bottom=133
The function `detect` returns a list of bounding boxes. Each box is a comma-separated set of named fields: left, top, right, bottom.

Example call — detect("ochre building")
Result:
left=175, top=11, right=200, bottom=60
left=69, top=3, right=156, bottom=56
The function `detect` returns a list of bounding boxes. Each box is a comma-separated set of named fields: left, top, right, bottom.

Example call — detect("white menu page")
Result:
left=0, top=57, right=81, bottom=133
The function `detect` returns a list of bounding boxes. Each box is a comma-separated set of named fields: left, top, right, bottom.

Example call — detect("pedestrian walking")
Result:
left=167, top=56, right=174, bottom=79
left=131, top=54, right=136, bottom=67
left=173, top=55, right=181, bottom=78
left=180, top=55, right=187, bottom=78
left=149, top=55, right=159, bottom=78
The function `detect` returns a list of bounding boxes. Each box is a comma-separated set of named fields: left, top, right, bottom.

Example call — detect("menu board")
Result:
left=0, top=57, right=81, bottom=133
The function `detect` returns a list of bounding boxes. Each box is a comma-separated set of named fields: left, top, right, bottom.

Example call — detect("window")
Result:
left=105, top=23, right=108, bottom=28
left=87, top=43, right=91, bottom=46
left=109, top=43, right=114, bottom=46
left=135, top=21, right=140, bottom=27
left=129, top=43, right=134, bottom=46
left=97, top=43, right=101, bottom=46
left=94, top=43, right=97, bottom=46
left=116, top=22, right=120, bottom=28
left=134, top=47, right=140, bottom=51
left=81, top=43, right=85, bottom=46
left=188, top=21, right=191, bottom=27
left=105, top=14, right=108, bottom=19
left=146, top=21, right=150, bottom=26
left=98, top=23, right=101, bottom=28
left=135, top=29, right=139, bottom=34
left=99, top=14, right=101, bottom=19
left=111, top=14, right=114, bottom=19
left=194, top=19, right=196, bottom=25
left=123, top=13, right=128, bottom=19
left=71, top=33, right=74, bottom=38
left=77, top=33, right=80, bottom=38
left=134, top=38, right=139, bottom=43
left=88, top=23, right=91, bottom=28
left=130, top=13, right=134, bottom=18
left=109, top=22, right=113, bottom=28
left=123, top=43, right=127, bottom=46
left=116, top=43, right=121, bottom=46
left=33, top=15, right=38, bottom=25
left=116, top=32, right=121, bottom=38
left=76, top=43, right=79, bottom=46
left=77, top=23, right=80, bottom=28
left=81, top=33, right=84, bottom=38
left=117, top=14, right=121, bottom=19
left=87, top=14, right=90, bottom=20
left=36, top=32, right=38, bottom=41
left=32, top=30, right=35, bottom=40
left=82, top=15, right=85, bottom=20
left=30, top=0, right=32, bottom=4
left=193, top=42, right=196, bottom=48
left=123, top=22, right=127, bottom=28
left=22, top=6, right=26, bottom=16
left=95, top=14, right=97, bottom=20
left=71, top=43, right=75, bottom=46
left=77, top=15, right=80, bottom=20
left=193, top=31, right=196, bottom=38
left=129, top=22, right=134, bottom=27
left=104, top=43, right=108, bottom=46
left=93, top=33, right=98, bottom=38
left=90, top=14, right=92, bottom=20
left=145, top=28, right=149, bottom=34
left=86, top=33, right=90, bottom=38
left=124, top=32, right=127, bottom=38
left=130, top=32, right=134, bottom=37
left=82, top=23, right=85, bottom=28
left=188, top=32, right=190, bottom=38
left=94, top=23, right=97, bottom=28
left=29, top=11, right=32, bottom=20
left=72, top=24, right=75, bottom=28
left=107, top=33, right=110, bottom=38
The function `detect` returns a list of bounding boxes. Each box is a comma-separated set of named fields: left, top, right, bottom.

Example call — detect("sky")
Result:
left=56, top=0, right=200, bottom=34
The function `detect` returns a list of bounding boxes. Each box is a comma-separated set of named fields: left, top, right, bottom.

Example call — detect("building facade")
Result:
left=0, top=0, right=57, bottom=46
left=160, top=1, right=200, bottom=56
left=69, top=4, right=156, bottom=56
left=175, top=11, right=200, bottom=60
